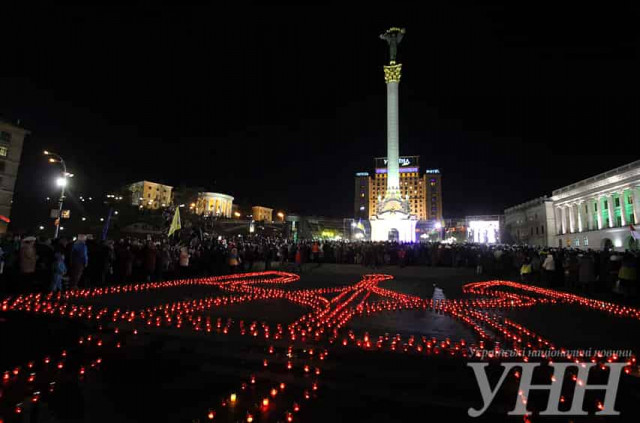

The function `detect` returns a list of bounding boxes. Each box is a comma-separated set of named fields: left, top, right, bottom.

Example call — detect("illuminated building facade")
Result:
left=551, top=160, right=640, bottom=250
left=358, top=159, right=443, bottom=222
left=195, top=192, right=234, bottom=217
left=126, top=181, right=173, bottom=210
left=252, top=206, right=273, bottom=222
left=0, top=119, right=28, bottom=233
left=354, top=172, right=370, bottom=220
left=504, top=160, right=640, bottom=250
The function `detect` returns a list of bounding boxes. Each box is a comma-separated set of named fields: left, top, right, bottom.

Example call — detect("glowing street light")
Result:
left=277, top=211, right=285, bottom=221
left=44, top=150, right=69, bottom=238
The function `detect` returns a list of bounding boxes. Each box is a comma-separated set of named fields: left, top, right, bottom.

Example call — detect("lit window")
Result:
left=0, top=146, right=7, bottom=157
left=584, top=237, right=589, bottom=246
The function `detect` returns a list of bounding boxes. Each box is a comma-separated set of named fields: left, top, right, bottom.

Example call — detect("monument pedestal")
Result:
left=370, top=215, right=417, bottom=242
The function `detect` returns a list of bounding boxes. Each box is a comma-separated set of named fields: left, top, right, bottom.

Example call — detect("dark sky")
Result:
left=2, top=3, right=639, bottom=230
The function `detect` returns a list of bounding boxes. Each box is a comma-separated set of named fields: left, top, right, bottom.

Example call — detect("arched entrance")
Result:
left=388, top=228, right=399, bottom=242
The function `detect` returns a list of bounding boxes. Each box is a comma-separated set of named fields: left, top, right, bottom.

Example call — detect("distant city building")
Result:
left=252, top=206, right=273, bottom=222
left=195, top=192, right=234, bottom=217
left=354, top=172, right=370, bottom=220
left=465, top=215, right=503, bottom=244
left=504, top=160, right=640, bottom=251
left=355, top=156, right=443, bottom=222
left=0, top=119, right=29, bottom=233
left=504, top=197, right=555, bottom=247
left=125, top=181, right=173, bottom=210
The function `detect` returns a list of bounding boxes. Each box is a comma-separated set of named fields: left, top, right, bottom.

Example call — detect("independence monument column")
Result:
left=380, top=27, right=404, bottom=198
left=369, top=27, right=417, bottom=242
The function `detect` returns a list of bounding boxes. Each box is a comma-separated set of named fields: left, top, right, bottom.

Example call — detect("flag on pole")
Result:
left=630, top=224, right=640, bottom=240
left=168, top=207, right=181, bottom=237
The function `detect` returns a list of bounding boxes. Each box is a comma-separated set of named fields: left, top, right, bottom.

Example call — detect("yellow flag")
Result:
left=168, top=207, right=181, bottom=236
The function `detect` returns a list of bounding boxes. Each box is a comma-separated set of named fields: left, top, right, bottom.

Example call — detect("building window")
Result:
left=584, top=237, right=589, bottom=246
left=535, top=227, right=539, bottom=235
left=0, top=131, right=11, bottom=142
left=615, top=197, right=620, bottom=207
left=541, top=225, right=544, bottom=234
left=574, top=238, right=580, bottom=247
left=603, top=200, right=608, bottom=209
left=0, top=146, right=7, bottom=157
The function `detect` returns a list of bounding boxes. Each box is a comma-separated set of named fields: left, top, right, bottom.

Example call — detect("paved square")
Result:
left=1, top=265, right=639, bottom=422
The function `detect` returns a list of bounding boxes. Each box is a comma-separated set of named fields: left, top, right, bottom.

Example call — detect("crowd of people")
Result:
left=0, top=232, right=637, bottom=302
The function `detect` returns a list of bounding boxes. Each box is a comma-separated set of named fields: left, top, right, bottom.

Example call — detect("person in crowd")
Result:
left=311, top=242, right=320, bottom=264
left=541, top=253, right=555, bottom=287
left=520, top=256, right=532, bottom=283
left=295, top=245, right=303, bottom=273
left=19, top=236, right=38, bottom=290
left=69, top=235, right=89, bottom=289
left=50, top=252, right=67, bottom=293
left=227, top=245, right=240, bottom=273
left=618, top=253, right=637, bottom=299
left=577, top=253, right=595, bottom=294
left=143, top=241, right=157, bottom=282
left=179, top=246, right=190, bottom=277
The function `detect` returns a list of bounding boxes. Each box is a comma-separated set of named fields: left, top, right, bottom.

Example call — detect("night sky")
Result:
left=2, top=3, right=639, bottom=230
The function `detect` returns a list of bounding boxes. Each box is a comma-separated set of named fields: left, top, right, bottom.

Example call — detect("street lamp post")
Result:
left=44, top=150, right=72, bottom=238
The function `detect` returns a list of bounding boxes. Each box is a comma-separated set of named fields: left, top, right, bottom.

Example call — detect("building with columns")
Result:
left=552, top=160, right=640, bottom=250
left=195, top=192, right=234, bottom=218
left=504, top=160, right=640, bottom=250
